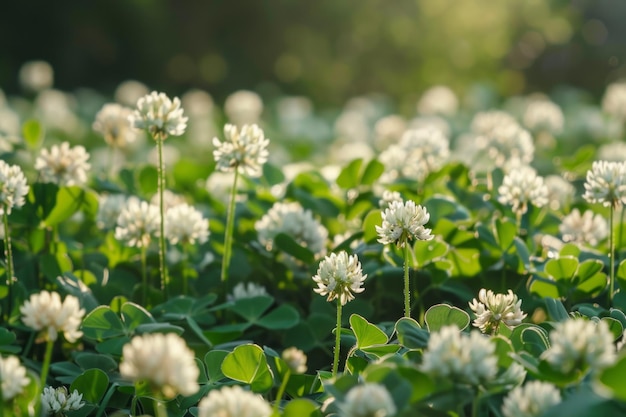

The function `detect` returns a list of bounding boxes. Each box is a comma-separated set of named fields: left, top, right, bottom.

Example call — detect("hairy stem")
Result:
left=221, top=169, right=239, bottom=282
left=3, top=211, right=14, bottom=321
left=156, top=137, right=169, bottom=298
left=404, top=243, right=411, bottom=318
left=610, top=203, right=616, bottom=303
left=332, top=300, right=343, bottom=377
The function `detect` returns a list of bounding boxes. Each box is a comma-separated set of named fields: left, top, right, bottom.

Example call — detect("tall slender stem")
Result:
left=403, top=243, right=411, bottom=318
left=156, top=137, right=169, bottom=298
left=221, top=169, right=239, bottom=282
left=609, top=204, right=616, bottom=303
left=332, top=300, right=343, bottom=377
left=154, top=398, right=167, bottom=417
left=273, top=369, right=291, bottom=415
left=40, top=339, right=54, bottom=388
left=3, top=211, right=14, bottom=321
left=141, top=246, right=147, bottom=306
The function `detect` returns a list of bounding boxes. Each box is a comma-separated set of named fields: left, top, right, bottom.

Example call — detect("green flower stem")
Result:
left=182, top=243, right=189, bottom=296
left=332, top=300, right=343, bottom=377
left=130, top=395, right=138, bottom=417
left=141, top=246, right=147, bottom=306
left=3, top=211, right=14, bottom=321
left=609, top=203, right=616, bottom=303
left=272, top=369, right=291, bottom=415
left=403, top=243, right=411, bottom=318
left=221, top=169, right=239, bottom=282
left=154, top=398, right=167, bottom=417
left=472, top=392, right=482, bottom=417
left=156, top=136, right=169, bottom=298
left=40, top=339, right=54, bottom=388
left=95, top=383, right=119, bottom=417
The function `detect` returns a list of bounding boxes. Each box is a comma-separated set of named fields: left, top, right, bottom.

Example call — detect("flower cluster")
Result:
left=227, top=282, right=269, bottom=301
left=213, top=123, right=270, bottom=177
left=498, top=166, right=549, bottom=215
left=35, top=142, right=91, bottom=186
left=0, top=355, right=30, bottom=401
left=0, top=160, right=29, bottom=215
left=541, top=317, right=616, bottom=376
left=255, top=201, right=328, bottom=256
left=129, top=91, right=187, bottom=139
left=93, top=103, right=138, bottom=148
left=313, top=251, right=367, bottom=305
left=583, top=160, right=626, bottom=207
left=420, top=325, right=498, bottom=386
left=417, top=85, right=458, bottom=116
left=340, top=383, right=397, bottom=417
left=20, top=290, right=85, bottom=343
left=559, top=208, right=608, bottom=246
left=376, top=200, right=433, bottom=247
left=602, top=81, right=626, bottom=120
left=197, top=385, right=272, bottom=417
left=114, top=199, right=160, bottom=248
left=41, top=386, right=85, bottom=415
left=501, top=381, right=561, bottom=417
left=120, top=332, right=199, bottom=398
left=469, top=289, right=527, bottom=334
left=282, top=347, right=307, bottom=374
left=164, top=203, right=210, bottom=245
left=523, top=99, right=564, bottom=135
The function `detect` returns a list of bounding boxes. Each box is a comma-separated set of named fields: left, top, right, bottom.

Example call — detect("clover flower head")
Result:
left=378, top=190, right=403, bottom=210
left=559, top=208, right=608, bottom=246
left=114, top=199, right=160, bottom=248
left=523, top=99, right=564, bottom=135
left=120, top=332, right=199, bottom=398
left=0, top=355, right=30, bottom=401
left=150, top=189, right=187, bottom=211
left=35, top=142, right=91, bottom=186
left=97, top=194, right=137, bottom=230
left=213, top=123, right=270, bottom=177
left=255, top=201, right=328, bottom=256
left=312, top=251, right=367, bottom=306
left=501, top=381, right=561, bottom=417
left=598, top=142, right=626, bottom=162
left=420, top=325, right=498, bottom=386
left=498, top=165, right=548, bottom=215
left=114, top=79, right=150, bottom=107
left=224, top=90, right=264, bottom=125
left=417, top=85, right=459, bottom=116
left=583, top=160, right=626, bottom=207
left=227, top=282, right=269, bottom=301
left=341, top=383, right=397, bottom=417
left=19, top=60, right=54, bottom=92
left=602, top=81, right=626, bottom=120
left=197, top=385, right=272, bottom=417
left=164, top=203, right=209, bottom=245
left=373, top=114, right=406, bottom=150
left=541, top=317, right=616, bottom=376
left=93, top=103, right=138, bottom=148
left=544, top=175, right=575, bottom=210
left=282, top=347, right=307, bottom=374
left=376, top=200, right=434, bottom=247
left=469, top=289, right=527, bottom=334
left=41, top=386, right=85, bottom=415
left=471, top=110, right=518, bottom=135
left=20, top=290, right=85, bottom=343
left=0, top=160, right=29, bottom=216
left=130, top=91, right=187, bottom=139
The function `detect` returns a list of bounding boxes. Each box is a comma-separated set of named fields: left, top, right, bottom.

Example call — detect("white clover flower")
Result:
left=378, top=190, right=403, bottom=210
left=602, top=81, right=626, bottom=120
left=0, top=160, right=29, bottom=216
left=479, top=124, right=535, bottom=170
left=164, top=203, right=209, bottom=245
left=282, top=347, right=307, bottom=374
left=341, top=383, right=397, bottom=417
left=376, top=200, right=434, bottom=247
left=198, top=385, right=271, bottom=417
left=471, top=110, right=518, bottom=135
left=469, top=289, right=527, bottom=334
left=97, top=194, right=137, bottom=230
left=489, top=362, right=526, bottom=389
left=373, top=114, right=406, bottom=150
left=523, top=99, right=564, bottom=135
left=92, top=103, right=138, bottom=148
left=41, top=386, right=85, bottom=415
left=498, top=166, right=548, bottom=215
left=255, top=201, right=328, bottom=256
left=541, top=318, right=616, bottom=376
left=213, top=123, right=270, bottom=178
left=19, top=60, right=54, bottom=92
left=598, top=141, right=626, bottom=162
left=129, top=91, right=188, bottom=139
left=114, top=79, right=150, bottom=107
left=149, top=189, right=187, bottom=211
left=417, top=85, right=459, bottom=116
left=120, top=332, right=199, bottom=398
left=313, top=251, right=367, bottom=306
left=20, top=290, right=85, bottom=343
left=224, top=90, right=264, bottom=125
left=35, top=142, right=91, bottom=186
left=421, top=325, right=498, bottom=386
left=544, top=175, right=575, bottom=211
left=34, top=90, right=83, bottom=136
left=114, top=199, right=160, bottom=248
left=0, top=355, right=30, bottom=401
left=583, top=160, right=626, bottom=207
left=227, top=282, right=269, bottom=301
left=559, top=209, right=608, bottom=246
left=408, top=114, right=451, bottom=137
left=501, top=381, right=561, bottom=417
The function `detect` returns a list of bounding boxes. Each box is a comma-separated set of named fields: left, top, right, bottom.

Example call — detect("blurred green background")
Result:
left=1, top=0, right=625, bottom=107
